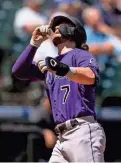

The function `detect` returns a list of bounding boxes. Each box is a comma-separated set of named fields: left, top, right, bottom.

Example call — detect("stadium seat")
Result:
left=97, top=56, right=121, bottom=107
left=0, top=0, right=23, bottom=49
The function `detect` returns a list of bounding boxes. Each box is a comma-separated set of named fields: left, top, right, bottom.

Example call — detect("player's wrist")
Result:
left=69, top=67, right=77, bottom=74
left=30, top=38, right=42, bottom=48
left=66, top=67, right=76, bottom=78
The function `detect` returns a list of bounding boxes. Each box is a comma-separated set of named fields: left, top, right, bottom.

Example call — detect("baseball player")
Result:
left=12, top=15, right=106, bottom=162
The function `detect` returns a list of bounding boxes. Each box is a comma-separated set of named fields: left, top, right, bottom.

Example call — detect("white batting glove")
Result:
left=37, top=60, right=48, bottom=73
left=30, top=25, right=51, bottom=47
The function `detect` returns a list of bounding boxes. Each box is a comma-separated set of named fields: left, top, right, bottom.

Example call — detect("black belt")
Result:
left=55, top=119, right=79, bottom=135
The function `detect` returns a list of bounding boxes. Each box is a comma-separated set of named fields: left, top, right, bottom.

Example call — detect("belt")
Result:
left=55, top=116, right=95, bottom=135
left=55, top=119, right=79, bottom=135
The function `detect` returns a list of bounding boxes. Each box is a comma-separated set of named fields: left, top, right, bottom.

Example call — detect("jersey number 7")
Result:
left=60, top=85, right=70, bottom=104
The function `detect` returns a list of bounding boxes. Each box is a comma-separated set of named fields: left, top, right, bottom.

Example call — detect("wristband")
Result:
left=30, top=38, right=41, bottom=48
left=69, top=67, right=77, bottom=74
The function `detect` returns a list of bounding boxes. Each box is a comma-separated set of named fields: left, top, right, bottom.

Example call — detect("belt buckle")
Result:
left=55, top=120, right=78, bottom=135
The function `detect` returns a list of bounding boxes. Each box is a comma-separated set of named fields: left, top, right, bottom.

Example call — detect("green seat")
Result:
left=0, top=0, right=24, bottom=49
left=100, top=63, right=121, bottom=108
left=96, top=57, right=121, bottom=108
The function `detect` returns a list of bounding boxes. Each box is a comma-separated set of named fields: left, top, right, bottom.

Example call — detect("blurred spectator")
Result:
left=30, top=93, right=55, bottom=130
left=14, top=0, right=47, bottom=39
left=10, top=0, right=48, bottom=93
left=23, top=92, right=56, bottom=161
left=95, top=0, right=121, bottom=27
left=52, top=0, right=83, bottom=21
left=82, top=7, right=121, bottom=97
left=82, top=7, right=121, bottom=59
left=34, top=94, right=56, bottom=161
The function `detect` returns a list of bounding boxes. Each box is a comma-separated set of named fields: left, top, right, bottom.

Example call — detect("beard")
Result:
left=52, top=35, right=67, bottom=47
left=52, top=36, right=63, bottom=46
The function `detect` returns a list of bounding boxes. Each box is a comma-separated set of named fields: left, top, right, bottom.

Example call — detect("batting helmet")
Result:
left=49, top=15, right=87, bottom=48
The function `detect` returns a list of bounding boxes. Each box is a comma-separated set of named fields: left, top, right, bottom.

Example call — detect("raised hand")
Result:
left=30, top=25, right=51, bottom=47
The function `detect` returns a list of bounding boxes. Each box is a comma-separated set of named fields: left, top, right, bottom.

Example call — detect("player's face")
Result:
left=51, top=25, right=61, bottom=39
left=51, top=23, right=70, bottom=46
left=51, top=25, right=62, bottom=46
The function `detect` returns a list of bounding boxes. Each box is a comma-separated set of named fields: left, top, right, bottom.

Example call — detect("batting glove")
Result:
left=30, top=25, right=50, bottom=47
left=45, top=57, right=70, bottom=76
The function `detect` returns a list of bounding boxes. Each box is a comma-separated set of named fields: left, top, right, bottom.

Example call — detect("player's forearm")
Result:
left=12, top=44, right=37, bottom=79
left=89, top=44, right=113, bottom=56
left=66, top=67, right=95, bottom=85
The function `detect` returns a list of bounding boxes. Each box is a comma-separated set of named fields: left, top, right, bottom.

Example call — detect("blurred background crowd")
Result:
left=0, top=0, right=121, bottom=162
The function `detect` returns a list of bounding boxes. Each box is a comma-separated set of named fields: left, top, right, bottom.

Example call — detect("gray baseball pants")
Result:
left=49, top=116, right=106, bottom=162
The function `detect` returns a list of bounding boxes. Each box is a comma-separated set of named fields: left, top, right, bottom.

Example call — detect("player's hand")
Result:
left=36, top=59, right=56, bottom=74
left=36, top=57, right=70, bottom=76
left=45, top=57, right=70, bottom=76
left=30, top=25, right=51, bottom=47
